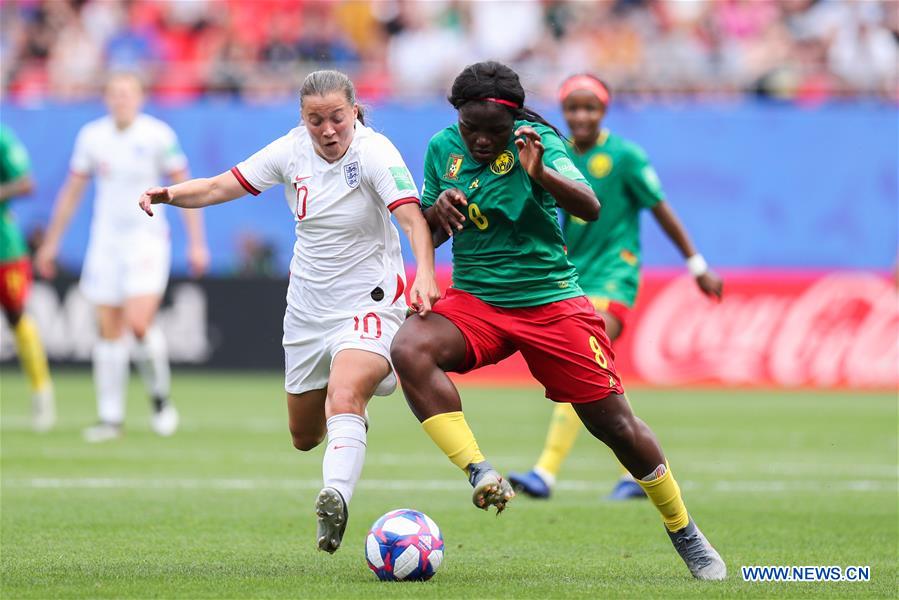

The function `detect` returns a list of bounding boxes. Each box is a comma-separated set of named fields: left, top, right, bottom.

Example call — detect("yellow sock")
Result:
left=618, top=462, right=632, bottom=478
left=636, top=463, right=690, bottom=532
left=534, top=402, right=582, bottom=478
left=421, top=411, right=486, bottom=472
left=14, top=315, right=51, bottom=393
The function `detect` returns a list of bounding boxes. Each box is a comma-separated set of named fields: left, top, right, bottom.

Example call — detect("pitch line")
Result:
left=2, top=477, right=894, bottom=493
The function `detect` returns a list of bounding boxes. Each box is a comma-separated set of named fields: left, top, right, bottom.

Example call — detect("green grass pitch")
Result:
left=1, top=369, right=896, bottom=598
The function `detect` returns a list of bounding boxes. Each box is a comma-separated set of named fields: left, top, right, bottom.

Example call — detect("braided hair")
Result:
left=448, top=61, right=563, bottom=137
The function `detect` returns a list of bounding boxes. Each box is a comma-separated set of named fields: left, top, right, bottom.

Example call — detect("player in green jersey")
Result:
left=391, top=62, right=725, bottom=580
left=0, top=124, right=55, bottom=431
left=509, top=74, right=723, bottom=501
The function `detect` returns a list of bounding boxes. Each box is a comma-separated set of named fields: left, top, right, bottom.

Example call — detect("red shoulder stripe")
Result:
left=230, top=166, right=261, bottom=196
left=387, top=197, right=420, bottom=212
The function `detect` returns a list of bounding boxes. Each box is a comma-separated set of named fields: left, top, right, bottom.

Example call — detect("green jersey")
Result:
left=422, top=120, right=588, bottom=307
left=562, top=130, right=665, bottom=306
left=0, top=125, right=31, bottom=262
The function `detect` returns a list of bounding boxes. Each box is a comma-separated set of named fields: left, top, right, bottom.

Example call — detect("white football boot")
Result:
left=667, top=519, right=727, bottom=580
left=83, top=422, right=123, bottom=443
left=468, top=461, right=515, bottom=513
left=315, top=487, right=348, bottom=553
left=31, top=386, right=56, bottom=432
left=151, top=400, right=179, bottom=437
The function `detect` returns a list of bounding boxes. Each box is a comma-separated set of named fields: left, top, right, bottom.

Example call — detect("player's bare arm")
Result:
left=35, top=171, right=90, bottom=279
left=516, top=126, right=599, bottom=221
left=392, top=203, right=441, bottom=315
left=140, top=170, right=246, bottom=216
left=650, top=201, right=723, bottom=299
left=169, top=169, right=210, bottom=277
left=0, top=174, right=34, bottom=202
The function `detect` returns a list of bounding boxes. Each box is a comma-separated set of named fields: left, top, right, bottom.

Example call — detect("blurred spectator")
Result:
left=828, top=3, right=897, bottom=94
left=467, top=0, right=543, bottom=62
left=2, top=0, right=896, bottom=103
left=48, top=17, right=103, bottom=99
left=235, top=232, right=278, bottom=278
left=295, top=7, right=358, bottom=65
left=385, top=1, right=471, bottom=97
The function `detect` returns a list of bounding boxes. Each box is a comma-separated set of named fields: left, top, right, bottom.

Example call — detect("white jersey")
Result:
left=70, top=113, right=187, bottom=237
left=233, top=122, right=419, bottom=315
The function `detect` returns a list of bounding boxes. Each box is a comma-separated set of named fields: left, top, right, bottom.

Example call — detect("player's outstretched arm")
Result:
left=139, top=170, right=247, bottom=217
left=650, top=200, right=723, bottom=300
left=0, top=174, right=34, bottom=202
left=393, top=203, right=441, bottom=315
left=35, top=172, right=90, bottom=279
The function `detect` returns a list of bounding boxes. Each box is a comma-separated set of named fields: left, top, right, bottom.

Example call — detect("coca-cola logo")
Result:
left=631, top=273, right=898, bottom=388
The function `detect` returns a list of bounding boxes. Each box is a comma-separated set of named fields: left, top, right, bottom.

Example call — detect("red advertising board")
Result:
left=416, top=268, right=898, bottom=390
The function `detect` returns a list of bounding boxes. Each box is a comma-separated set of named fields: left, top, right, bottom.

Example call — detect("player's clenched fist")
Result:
left=433, top=188, right=468, bottom=236
left=408, top=272, right=442, bottom=317
left=139, top=186, right=172, bottom=217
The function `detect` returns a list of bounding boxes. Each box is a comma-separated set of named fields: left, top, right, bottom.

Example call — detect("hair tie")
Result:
left=558, top=76, right=610, bottom=106
left=483, top=97, right=521, bottom=109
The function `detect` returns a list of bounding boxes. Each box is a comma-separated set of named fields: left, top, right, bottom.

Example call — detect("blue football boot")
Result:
left=607, top=477, right=647, bottom=500
left=507, top=469, right=552, bottom=499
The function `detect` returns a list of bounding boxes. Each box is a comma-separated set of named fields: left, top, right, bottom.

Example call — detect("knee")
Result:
left=390, top=330, right=433, bottom=375
left=98, top=320, right=125, bottom=340
left=290, top=429, right=323, bottom=451
left=601, top=413, right=639, bottom=447
left=326, top=387, right=364, bottom=416
left=130, top=321, right=150, bottom=341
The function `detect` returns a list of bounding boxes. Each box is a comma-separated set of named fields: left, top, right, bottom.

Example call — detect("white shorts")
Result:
left=80, top=231, right=170, bottom=305
left=283, top=304, right=405, bottom=396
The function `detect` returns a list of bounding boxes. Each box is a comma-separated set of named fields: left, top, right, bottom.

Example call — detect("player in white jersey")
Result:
left=139, top=70, right=440, bottom=554
left=36, top=73, right=209, bottom=442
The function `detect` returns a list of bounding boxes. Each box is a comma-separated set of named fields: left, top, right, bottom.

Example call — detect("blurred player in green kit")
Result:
left=508, top=74, right=723, bottom=501
left=0, top=124, right=55, bottom=431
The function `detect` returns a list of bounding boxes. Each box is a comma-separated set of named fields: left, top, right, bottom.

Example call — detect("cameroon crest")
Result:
left=588, top=153, right=613, bottom=178
left=445, top=154, right=464, bottom=180
left=490, top=150, right=515, bottom=175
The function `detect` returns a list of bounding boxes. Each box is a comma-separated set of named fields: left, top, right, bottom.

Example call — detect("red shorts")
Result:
left=433, top=288, right=625, bottom=403
left=0, top=258, right=32, bottom=314
left=587, top=297, right=632, bottom=334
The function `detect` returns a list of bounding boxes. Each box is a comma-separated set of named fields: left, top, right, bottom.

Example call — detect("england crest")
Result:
left=344, top=161, right=360, bottom=189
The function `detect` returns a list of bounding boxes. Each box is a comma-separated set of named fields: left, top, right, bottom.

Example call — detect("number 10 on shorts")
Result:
left=354, top=312, right=382, bottom=340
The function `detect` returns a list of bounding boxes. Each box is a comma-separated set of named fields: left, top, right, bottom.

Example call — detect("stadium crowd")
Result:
left=2, top=0, right=897, bottom=103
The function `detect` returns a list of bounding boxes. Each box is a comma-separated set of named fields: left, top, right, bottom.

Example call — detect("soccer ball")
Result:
left=365, top=508, right=444, bottom=581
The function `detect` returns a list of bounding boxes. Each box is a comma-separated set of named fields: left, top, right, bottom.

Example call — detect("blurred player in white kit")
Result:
left=138, top=70, right=439, bottom=553
left=36, top=72, right=209, bottom=442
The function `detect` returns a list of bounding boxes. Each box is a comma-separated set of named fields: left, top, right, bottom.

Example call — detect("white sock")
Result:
left=533, top=466, right=557, bottom=488
left=322, top=413, right=367, bottom=506
left=133, top=326, right=170, bottom=401
left=93, top=338, right=130, bottom=424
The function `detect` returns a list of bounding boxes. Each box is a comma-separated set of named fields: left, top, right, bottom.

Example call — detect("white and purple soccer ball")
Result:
left=365, top=508, right=444, bottom=581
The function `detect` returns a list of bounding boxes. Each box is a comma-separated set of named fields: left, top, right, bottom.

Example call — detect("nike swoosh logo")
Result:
left=332, top=445, right=353, bottom=450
